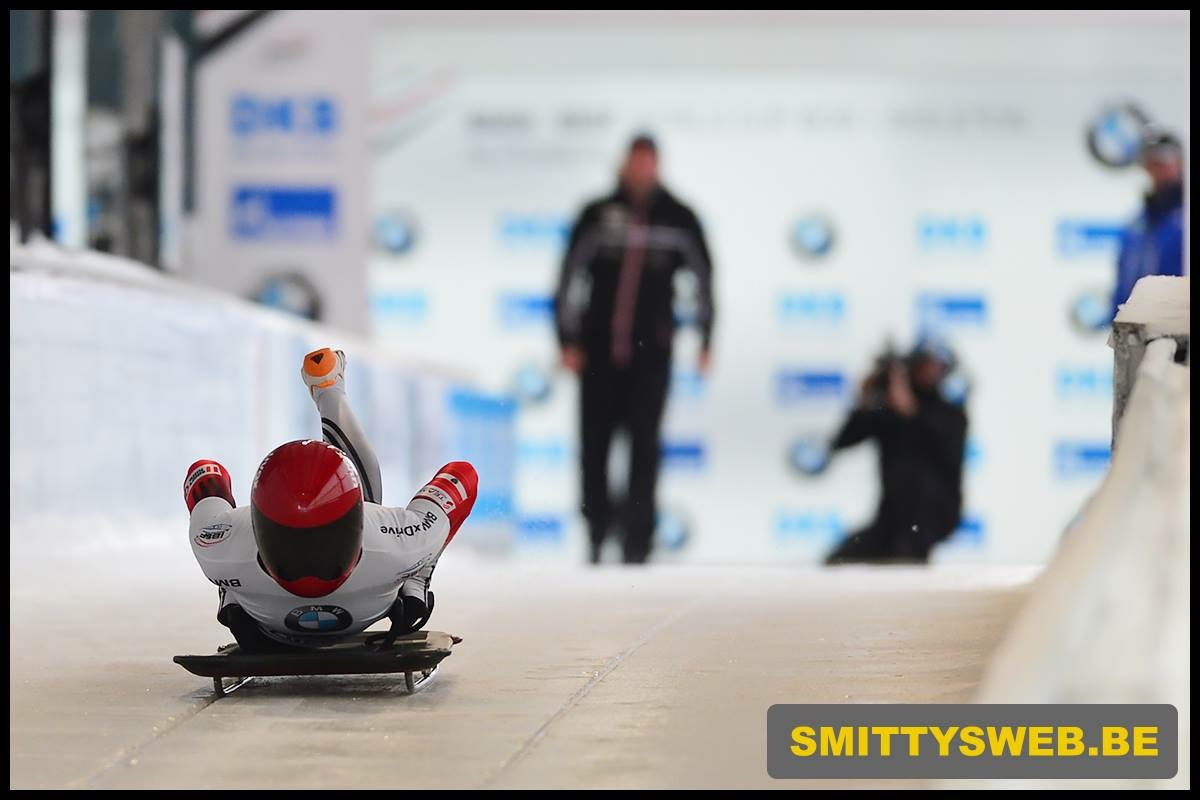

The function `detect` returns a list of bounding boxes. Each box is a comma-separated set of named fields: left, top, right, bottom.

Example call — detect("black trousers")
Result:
left=579, top=357, right=671, bottom=563
left=219, top=594, right=412, bottom=654
left=824, top=490, right=959, bottom=566
left=823, top=523, right=932, bottom=565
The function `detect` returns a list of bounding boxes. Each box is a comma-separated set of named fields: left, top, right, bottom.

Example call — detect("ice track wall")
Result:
left=9, top=242, right=516, bottom=556
left=973, top=334, right=1190, bottom=788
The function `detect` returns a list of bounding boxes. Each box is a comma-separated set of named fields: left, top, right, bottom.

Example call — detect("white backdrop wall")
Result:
left=359, top=12, right=1188, bottom=565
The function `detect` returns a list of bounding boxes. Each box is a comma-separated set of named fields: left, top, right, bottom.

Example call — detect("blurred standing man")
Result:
left=1111, top=127, right=1185, bottom=320
left=824, top=336, right=967, bottom=565
left=555, top=135, right=715, bottom=565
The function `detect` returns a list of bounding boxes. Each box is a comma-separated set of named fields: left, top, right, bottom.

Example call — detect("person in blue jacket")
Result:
left=1112, top=127, right=1185, bottom=321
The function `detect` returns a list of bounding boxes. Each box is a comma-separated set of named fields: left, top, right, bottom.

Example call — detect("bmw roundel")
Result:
left=787, top=435, right=831, bottom=476
left=374, top=212, right=418, bottom=255
left=512, top=363, right=553, bottom=406
left=938, top=371, right=971, bottom=406
left=250, top=271, right=322, bottom=321
left=1086, top=103, right=1150, bottom=169
left=655, top=509, right=691, bottom=552
left=790, top=215, right=835, bottom=260
left=285, top=605, right=353, bottom=633
left=1069, top=289, right=1112, bottom=335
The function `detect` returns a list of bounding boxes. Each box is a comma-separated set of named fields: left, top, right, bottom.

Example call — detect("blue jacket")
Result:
left=1112, top=182, right=1184, bottom=320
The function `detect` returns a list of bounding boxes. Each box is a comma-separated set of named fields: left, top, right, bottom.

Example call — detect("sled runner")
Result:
left=174, top=630, right=459, bottom=697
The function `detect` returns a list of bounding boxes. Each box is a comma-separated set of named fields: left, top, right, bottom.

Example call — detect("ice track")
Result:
left=10, top=547, right=1033, bottom=789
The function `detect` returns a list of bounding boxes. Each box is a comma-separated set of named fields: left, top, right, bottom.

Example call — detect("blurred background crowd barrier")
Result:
left=9, top=10, right=1189, bottom=565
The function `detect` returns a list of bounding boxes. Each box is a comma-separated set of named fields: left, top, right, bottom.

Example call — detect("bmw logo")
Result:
left=1086, top=103, right=1151, bottom=169
left=250, top=271, right=323, bottom=321
left=655, top=509, right=691, bottom=552
left=938, top=371, right=971, bottom=406
left=374, top=212, right=418, bottom=255
left=787, top=435, right=830, bottom=476
left=512, top=364, right=553, bottom=406
left=1069, top=289, right=1112, bottom=335
left=790, top=215, right=835, bottom=260
left=285, top=605, right=353, bottom=633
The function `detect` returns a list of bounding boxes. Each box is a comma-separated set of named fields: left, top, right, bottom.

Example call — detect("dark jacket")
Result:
left=1112, top=181, right=1184, bottom=320
left=555, top=185, right=715, bottom=366
left=831, top=390, right=968, bottom=546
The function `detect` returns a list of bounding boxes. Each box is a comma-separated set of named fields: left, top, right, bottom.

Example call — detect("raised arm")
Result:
left=184, top=459, right=238, bottom=567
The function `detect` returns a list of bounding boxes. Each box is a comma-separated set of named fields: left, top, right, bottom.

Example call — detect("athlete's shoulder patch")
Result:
left=193, top=522, right=234, bottom=548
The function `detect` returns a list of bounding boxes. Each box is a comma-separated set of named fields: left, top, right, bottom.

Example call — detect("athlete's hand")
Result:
left=560, top=345, right=586, bottom=374
left=698, top=349, right=712, bottom=376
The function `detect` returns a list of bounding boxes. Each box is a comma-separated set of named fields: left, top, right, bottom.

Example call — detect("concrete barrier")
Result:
left=1110, top=275, right=1190, bottom=442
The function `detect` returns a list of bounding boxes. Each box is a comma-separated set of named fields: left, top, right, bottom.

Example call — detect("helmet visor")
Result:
left=252, top=501, right=363, bottom=585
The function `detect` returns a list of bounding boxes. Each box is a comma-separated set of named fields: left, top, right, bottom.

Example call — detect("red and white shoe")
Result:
left=412, top=461, right=479, bottom=540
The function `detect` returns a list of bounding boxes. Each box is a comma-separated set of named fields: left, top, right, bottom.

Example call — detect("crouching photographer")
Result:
left=823, top=335, right=968, bottom=565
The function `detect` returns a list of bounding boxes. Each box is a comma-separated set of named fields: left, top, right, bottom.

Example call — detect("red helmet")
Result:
left=251, top=440, right=364, bottom=598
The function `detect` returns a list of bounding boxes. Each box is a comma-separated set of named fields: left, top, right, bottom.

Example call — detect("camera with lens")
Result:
left=862, top=340, right=909, bottom=410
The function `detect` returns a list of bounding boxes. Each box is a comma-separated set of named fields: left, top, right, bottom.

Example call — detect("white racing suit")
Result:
left=186, top=376, right=475, bottom=650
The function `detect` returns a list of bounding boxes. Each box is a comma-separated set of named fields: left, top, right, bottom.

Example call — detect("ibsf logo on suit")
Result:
left=193, top=523, right=233, bottom=548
